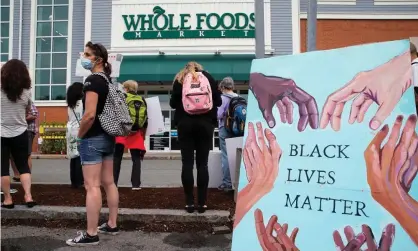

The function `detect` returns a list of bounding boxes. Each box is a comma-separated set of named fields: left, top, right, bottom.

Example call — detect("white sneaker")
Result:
left=1, top=189, right=18, bottom=194
left=132, top=187, right=141, bottom=191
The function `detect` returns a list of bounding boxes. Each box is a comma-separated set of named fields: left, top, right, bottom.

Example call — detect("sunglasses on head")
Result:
left=84, top=44, right=105, bottom=59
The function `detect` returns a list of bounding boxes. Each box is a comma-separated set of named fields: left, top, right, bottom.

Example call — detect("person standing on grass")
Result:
left=113, top=80, right=147, bottom=190
left=170, top=62, right=222, bottom=214
left=1, top=59, right=36, bottom=209
left=66, top=42, right=119, bottom=247
left=217, top=77, right=238, bottom=192
left=66, top=82, right=85, bottom=189
left=11, top=100, right=39, bottom=183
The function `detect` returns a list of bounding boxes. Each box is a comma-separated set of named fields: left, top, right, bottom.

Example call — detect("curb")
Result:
left=1, top=205, right=231, bottom=224
left=31, top=154, right=182, bottom=160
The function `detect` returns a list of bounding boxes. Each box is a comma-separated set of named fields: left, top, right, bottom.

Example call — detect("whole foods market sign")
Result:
left=122, top=6, right=255, bottom=40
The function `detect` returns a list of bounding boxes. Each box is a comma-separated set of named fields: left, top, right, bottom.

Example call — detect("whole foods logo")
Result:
left=122, top=6, right=255, bottom=40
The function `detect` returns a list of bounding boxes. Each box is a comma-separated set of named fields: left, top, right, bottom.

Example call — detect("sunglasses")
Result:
left=83, top=44, right=105, bottom=59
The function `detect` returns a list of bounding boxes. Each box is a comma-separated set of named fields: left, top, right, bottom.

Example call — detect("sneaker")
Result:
left=223, top=186, right=233, bottom=192
left=1, top=189, right=18, bottom=195
left=218, top=184, right=233, bottom=192
left=66, top=231, right=99, bottom=246
left=132, top=187, right=141, bottom=191
left=98, top=223, right=119, bottom=235
left=218, top=184, right=227, bottom=191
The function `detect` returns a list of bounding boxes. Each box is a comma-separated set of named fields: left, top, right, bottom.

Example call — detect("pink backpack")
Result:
left=182, top=72, right=213, bottom=115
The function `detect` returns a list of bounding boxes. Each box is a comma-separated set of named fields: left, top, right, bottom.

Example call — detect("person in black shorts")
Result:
left=1, top=59, right=36, bottom=209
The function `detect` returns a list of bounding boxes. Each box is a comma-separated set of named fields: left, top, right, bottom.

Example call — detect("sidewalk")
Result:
left=32, top=152, right=182, bottom=160
left=29, top=159, right=185, bottom=187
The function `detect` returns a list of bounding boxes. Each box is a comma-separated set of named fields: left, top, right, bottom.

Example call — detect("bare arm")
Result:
left=77, top=91, right=98, bottom=138
left=26, top=100, right=38, bottom=121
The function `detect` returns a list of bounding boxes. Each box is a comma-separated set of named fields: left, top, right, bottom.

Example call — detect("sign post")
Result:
left=307, top=0, right=318, bottom=51
left=255, top=0, right=265, bottom=58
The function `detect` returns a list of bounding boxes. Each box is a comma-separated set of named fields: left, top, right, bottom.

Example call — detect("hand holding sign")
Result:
left=320, top=52, right=412, bottom=131
left=250, top=73, right=319, bottom=131
left=234, top=122, right=282, bottom=228
left=333, top=224, right=395, bottom=251
left=365, top=114, right=418, bottom=245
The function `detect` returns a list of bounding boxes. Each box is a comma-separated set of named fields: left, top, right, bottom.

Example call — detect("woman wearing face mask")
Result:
left=66, top=42, right=119, bottom=247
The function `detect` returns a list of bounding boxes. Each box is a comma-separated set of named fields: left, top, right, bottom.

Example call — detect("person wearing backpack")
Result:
left=114, top=80, right=147, bottom=190
left=66, top=42, right=120, bottom=246
left=170, top=61, right=222, bottom=213
left=66, top=82, right=84, bottom=189
left=217, top=77, right=240, bottom=192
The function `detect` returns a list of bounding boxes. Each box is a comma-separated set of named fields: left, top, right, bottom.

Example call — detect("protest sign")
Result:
left=231, top=40, right=417, bottom=251
left=144, top=96, right=165, bottom=136
left=226, top=137, right=243, bottom=189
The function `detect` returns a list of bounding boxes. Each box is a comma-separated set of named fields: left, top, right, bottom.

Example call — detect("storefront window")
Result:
left=34, top=0, right=69, bottom=101
left=0, top=0, right=10, bottom=62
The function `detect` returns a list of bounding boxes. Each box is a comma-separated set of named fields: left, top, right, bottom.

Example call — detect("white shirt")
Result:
left=1, top=89, right=31, bottom=138
left=412, top=58, right=418, bottom=87
left=68, top=100, right=83, bottom=127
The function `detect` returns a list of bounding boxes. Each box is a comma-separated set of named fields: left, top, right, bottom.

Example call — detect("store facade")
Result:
left=109, top=0, right=277, bottom=151
left=1, top=0, right=417, bottom=153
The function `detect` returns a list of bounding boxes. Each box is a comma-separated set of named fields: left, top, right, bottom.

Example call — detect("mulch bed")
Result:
left=5, top=184, right=235, bottom=211
left=2, top=184, right=235, bottom=232
left=1, top=219, right=229, bottom=233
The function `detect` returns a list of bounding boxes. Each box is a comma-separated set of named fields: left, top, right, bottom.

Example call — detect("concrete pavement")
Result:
left=2, top=205, right=230, bottom=224
left=28, top=159, right=186, bottom=187
left=1, top=226, right=232, bottom=251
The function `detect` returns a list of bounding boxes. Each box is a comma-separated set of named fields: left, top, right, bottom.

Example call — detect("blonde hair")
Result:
left=174, top=61, right=204, bottom=84
left=123, top=80, right=138, bottom=93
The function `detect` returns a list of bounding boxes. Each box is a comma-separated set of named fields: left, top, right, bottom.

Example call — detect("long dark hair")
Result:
left=1, top=59, right=31, bottom=102
left=85, top=41, right=112, bottom=76
left=66, top=82, right=84, bottom=109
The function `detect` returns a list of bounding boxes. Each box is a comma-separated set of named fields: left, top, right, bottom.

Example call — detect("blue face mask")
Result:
left=80, top=57, right=94, bottom=70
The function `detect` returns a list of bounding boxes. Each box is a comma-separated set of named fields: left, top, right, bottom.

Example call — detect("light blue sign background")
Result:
left=231, top=40, right=417, bottom=251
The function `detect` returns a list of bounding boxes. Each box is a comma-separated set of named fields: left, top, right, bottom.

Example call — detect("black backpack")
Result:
left=223, top=94, right=247, bottom=137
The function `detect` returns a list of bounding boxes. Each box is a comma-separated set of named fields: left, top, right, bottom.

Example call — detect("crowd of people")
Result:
left=2, top=40, right=416, bottom=247
left=0, top=40, right=245, bottom=247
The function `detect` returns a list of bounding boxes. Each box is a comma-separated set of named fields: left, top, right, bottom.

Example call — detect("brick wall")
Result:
left=33, top=107, right=67, bottom=153
left=37, top=107, right=68, bottom=123
left=300, top=19, right=418, bottom=52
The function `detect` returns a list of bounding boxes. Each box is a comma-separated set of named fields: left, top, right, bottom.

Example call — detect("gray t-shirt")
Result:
left=1, top=89, right=31, bottom=138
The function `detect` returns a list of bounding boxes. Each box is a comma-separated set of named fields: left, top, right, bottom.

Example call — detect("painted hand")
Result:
left=364, top=114, right=418, bottom=245
left=250, top=73, right=319, bottom=131
left=243, top=122, right=281, bottom=190
left=255, top=209, right=299, bottom=251
left=320, top=51, right=412, bottom=131
left=333, top=224, right=395, bottom=251
left=234, top=122, right=282, bottom=228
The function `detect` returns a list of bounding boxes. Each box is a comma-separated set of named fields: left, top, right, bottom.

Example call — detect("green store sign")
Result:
left=122, top=6, right=255, bottom=40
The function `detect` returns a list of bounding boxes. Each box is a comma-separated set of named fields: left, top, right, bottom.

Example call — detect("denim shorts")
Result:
left=79, top=134, right=115, bottom=165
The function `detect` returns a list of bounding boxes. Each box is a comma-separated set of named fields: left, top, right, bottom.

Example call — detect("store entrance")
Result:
left=137, top=83, right=249, bottom=152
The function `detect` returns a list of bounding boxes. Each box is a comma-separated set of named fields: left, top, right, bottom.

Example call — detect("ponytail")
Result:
left=104, top=62, right=112, bottom=76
